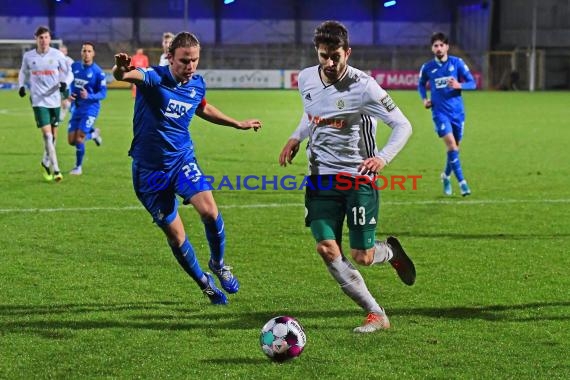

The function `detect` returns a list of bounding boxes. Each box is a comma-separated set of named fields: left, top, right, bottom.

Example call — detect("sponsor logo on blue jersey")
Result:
left=74, top=78, right=88, bottom=89
left=435, top=76, right=451, bottom=89
left=165, top=99, right=192, bottom=119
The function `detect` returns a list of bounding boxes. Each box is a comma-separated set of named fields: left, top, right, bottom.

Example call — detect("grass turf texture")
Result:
left=0, top=89, right=569, bottom=379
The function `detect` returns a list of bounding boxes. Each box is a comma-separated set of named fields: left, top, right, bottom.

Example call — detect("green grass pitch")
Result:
left=0, top=89, right=569, bottom=378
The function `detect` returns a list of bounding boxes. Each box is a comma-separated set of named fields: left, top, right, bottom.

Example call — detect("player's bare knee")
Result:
left=198, top=209, right=218, bottom=223
left=316, top=241, right=338, bottom=262
left=163, top=228, right=185, bottom=247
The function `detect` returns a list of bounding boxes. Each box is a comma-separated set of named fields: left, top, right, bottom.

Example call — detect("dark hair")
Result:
left=82, top=41, right=96, bottom=51
left=34, top=26, right=50, bottom=38
left=431, top=32, right=449, bottom=45
left=168, top=32, right=200, bottom=56
left=313, top=20, right=349, bottom=50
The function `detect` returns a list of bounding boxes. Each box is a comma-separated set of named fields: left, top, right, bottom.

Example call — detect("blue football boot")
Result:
left=208, top=260, right=240, bottom=294
left=441, top=173, right=452, bottom=196
left=202, top=273, right=228, bottom=305
left=459, top=180, right=471, bottom=197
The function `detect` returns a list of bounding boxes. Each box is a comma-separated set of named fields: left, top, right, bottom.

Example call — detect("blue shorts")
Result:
left=132, top=155, right=214, bottom=227
left=433, top=114, right=464, bottom=142
left=68, top=113, right=97, bottom=134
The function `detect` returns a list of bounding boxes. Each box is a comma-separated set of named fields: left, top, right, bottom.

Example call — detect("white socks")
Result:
left=43, top=133, right=60, bottom=173
left=326, top=255, right=384, bottom=315
left=372, top=240, right=393, bottom=264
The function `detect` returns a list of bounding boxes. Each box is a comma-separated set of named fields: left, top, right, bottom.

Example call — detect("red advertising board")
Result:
left=370, top=69, right=481, bottom=89
left=286, top=70, right=481, bottom=90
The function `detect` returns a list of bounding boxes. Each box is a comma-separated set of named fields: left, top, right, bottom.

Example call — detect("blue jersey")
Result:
left=129, top=65, right=206, bottom=170
left=70, top=61, right=107, bottom=116
left=418, top=55, right=476, bottom=118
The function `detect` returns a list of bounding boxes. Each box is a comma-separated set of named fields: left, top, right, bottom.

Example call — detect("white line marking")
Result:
left=0, top=199, right=568, bottom=213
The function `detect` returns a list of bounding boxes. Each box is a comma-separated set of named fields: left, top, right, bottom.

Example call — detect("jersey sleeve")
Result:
left=136, top=67, right=161, bottom=87
left=18, top=53, right=29, bottom=88
left=88, top=68, right=107, bottom=101
left=69, top=62, right=78, bottom=93
left=65, top=58, right=74, bottom=86
left=456, top=58, right=477, bottom=90
left=417, top=63, right=429, bottom=99
left=289, top=112, right=310, bottom=142
left=361, top=80, right=412, bottom=164
left=58, top=52, right=69, bottom=84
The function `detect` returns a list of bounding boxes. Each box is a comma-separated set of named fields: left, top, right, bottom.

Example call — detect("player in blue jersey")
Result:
left=67, top=42, right=105, bottom=175
left=418, top=32, right=476, bottom=196
left=112, top=32, right=262, bottom=305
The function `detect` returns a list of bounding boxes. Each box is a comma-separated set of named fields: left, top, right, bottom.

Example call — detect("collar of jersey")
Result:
left=318, top=65, right=349, bottom=88
left=167, top=66, right=190, bottom=87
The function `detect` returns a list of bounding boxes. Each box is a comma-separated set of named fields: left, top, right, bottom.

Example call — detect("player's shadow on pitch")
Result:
left=389, top=301, right=570, bottom=321
left=1, top=300, right=569, bottom=339
left=205, top=358, right=270, bottom=365
left=386, top=231, right=570, bottom=240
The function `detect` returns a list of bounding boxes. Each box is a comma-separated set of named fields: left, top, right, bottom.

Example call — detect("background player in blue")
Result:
left=67, top=42, right=105, bottom=175
left=112, top=32, right=262, bottom=305
left=418, top=32, right=476, bottom=196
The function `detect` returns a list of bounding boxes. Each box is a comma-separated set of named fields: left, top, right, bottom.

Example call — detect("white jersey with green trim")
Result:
left=291, top=65, right=412, bottom=176
left=18, top=47, right=68, bottom=108
left=63, top=55, right=74, bottom=86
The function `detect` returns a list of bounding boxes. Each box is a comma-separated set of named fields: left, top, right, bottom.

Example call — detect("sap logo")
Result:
left=74, top=78, right=89, bottom=88
left=434, top=76, right=451, bottom=89
left=164, top=99, right=192, bottom=119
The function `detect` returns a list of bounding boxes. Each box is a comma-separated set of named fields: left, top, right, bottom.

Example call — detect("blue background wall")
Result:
left=0, top=0, right=455, bottom=45
left=1, top=0, right=568, bottom=48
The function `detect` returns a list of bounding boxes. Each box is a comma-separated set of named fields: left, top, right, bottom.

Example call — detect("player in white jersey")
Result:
left=159, top=32, right=174, bottom=66
left=279, top=21, right=416, bottom=333
left=18, top=26, right=69, bottom=182
left=58, top=45, right=75, bottom=122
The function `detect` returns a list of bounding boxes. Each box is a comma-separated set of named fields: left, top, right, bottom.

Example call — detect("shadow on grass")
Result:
left=205, top=357, right=271, bottom=365
left=0, top=300, right=569, bottom=339
left=391, top=301, right=570, bottom=321
left=386, top=231, right=570, bottom=240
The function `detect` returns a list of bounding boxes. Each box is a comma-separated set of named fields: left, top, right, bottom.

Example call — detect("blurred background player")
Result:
left=67, top=42, right=106, bottom=176
left=18, top=25, right=69, bottom=182
left=59, top=44, right=74, bottom=122
left=159, top=32, right=174, bottom=66
left=112, top=32, right=262, bottom=305
left=418, top=32, right=476, bottom=196
left=130, top=48, right=149, bottom=98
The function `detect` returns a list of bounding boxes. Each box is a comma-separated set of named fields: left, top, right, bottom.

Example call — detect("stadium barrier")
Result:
left=1, top=68, right=482, bottom=90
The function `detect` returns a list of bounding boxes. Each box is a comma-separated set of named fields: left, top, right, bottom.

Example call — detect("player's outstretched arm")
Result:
left=112, top=53, right=144, bottom=83
left=196, top=103, right=262, bottom=131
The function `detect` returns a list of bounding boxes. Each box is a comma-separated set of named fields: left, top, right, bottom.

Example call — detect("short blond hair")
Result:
left=163, top=32, right=175, bottom=40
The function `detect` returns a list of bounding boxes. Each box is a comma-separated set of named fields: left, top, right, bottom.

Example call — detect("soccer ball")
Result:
left=259, top=316, right=306, bottom=362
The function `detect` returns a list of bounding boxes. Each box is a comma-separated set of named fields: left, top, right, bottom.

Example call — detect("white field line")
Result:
left=0, top=199, right=569, bottom=214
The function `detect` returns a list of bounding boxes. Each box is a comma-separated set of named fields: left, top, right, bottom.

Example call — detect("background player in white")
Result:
left=159, top=32, right=174, bottom=66
left=18, top=26, right=69, bottom=182
left=279, top=20, right=415, bottom=333
left=58, top=44, right=74, bottom=122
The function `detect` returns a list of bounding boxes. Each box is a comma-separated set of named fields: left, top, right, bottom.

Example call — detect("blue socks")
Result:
left=447, top=150, right=465, bottom=182
left=204, top=213, right=226, bottom=266
left=75, top=142, right=85, bottom=167
left=444, top=160, right=452, bottom=177
left=169, top=238, right=207, bottom=288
